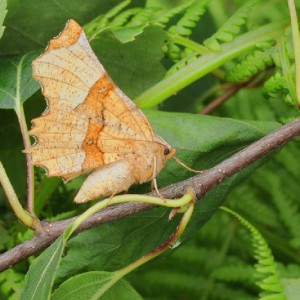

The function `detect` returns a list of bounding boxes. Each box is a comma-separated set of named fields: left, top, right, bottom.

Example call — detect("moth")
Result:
left=26, top=19, right=177, bottom=203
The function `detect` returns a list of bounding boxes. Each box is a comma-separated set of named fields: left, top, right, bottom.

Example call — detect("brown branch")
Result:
left=1, top=117, right=300, bottom=271
left=199, top=83, right=243, bottom=115
left=199, top=73, right=268, bottom=115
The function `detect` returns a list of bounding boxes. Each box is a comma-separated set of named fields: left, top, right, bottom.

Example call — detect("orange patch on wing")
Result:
left=79, top=75, right=116, bottom=170
left=92, top=74, right=114, bottom=99
left=82, top=119, right=104, bottom=170
left=78, top=74, right=114, bottom=115
left=46, top=19, right=82, bottom=52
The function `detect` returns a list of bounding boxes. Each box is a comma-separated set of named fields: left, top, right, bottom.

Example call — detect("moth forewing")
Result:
left=27, top=19, right=175, bottom=202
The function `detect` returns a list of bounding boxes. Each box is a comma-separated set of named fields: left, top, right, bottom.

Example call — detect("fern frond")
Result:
left=263, top=70, right=295, bottom=106
left=272, top=28, right=294, bottom=69
left=125, top=7, right=159, bottom=27
left=0, top=269, right=24, bottom=299
left=278, top=30, right=297, bottom=105
left=277, top=190, right=300, bottom=250
left=212, top=263, right=256, bottom=284
left=252, top=171, right=300, bottom=250
left=210, top=283, right=257, bottom=300
left=131, top=268, right=206, bottom=298
left=99, top=0, right=132, bottom=28
left=153, top=1, right=194, bottom=27
left=168, top=0, right=210, bottom=37
left=109, top=8, right=142, bottom=27
left=171, top=245, right=222, bottom=273
left=204, top=0, right=261, bottom=51
left=277, top=263, right=300, bottom=278
left=195, top=211, right=233, bottom=243
left=166, top=49, right=197, bottom=76
left=83, top=0, right=131, bottom=37
left=221, top=207, right=285, bottom=299
left=263, top=71, right=286, bottom=97
left=230, top=186, right=280, bottom=229
left=85, top=3, right=157, bottom=43
left=165, top=41, right=182, bottom=62
left=226, top=48, right=275, bottom=82
left=0, top=0, right=7, bottom=40
left=260, top=27, right=297, bottom=106
left=274, top=143, right=300, bottom=182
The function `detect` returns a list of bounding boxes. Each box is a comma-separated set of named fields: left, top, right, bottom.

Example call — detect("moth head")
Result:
left=153, top=135, right=176, bottom=175
left=163, top=146, right=176, bottom=159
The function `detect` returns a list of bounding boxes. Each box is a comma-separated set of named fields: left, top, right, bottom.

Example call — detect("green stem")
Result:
left=279, top=34, right=297, bottom=104
left=14, top=54, right=35, bottom=217
left=15, top=105, right=35, bottom=216
left=169, top=33, right=209, bottom=55
left=91, top=199, right=195, bottom=300
left=64, top=191, right=195, bottom=239
left=0, top=161, right=40, bottom=231
left=119, top=201, right=194, bottom=272
left=288, top=0, right=300, bottom=106
left=168, top=33, right=225, bottom=79
left=135, top=20, right=287, bottom=108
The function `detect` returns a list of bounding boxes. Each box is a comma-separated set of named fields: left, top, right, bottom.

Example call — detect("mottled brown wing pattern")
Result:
left=27, top=19, right=155, bottom=181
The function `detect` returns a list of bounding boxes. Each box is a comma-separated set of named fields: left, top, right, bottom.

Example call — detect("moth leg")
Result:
left=74, top=160, right=135, bottom=203
left=152, top=156, right=163, bottom=198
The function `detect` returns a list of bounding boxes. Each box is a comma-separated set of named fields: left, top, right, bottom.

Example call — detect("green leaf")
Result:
left=55, top=206, right=177, bottom=283
left=51, top=271, right=142, bottom=300
left=147, top=111, right=280, bottom=186
left=54, top=112, right=280, bottom=283
left=0, top=109, right=27, bottom=202
left=20, top=236, right=65, bottom=300
left=0, top=0, right=7, bottom=40
left=34, top=177, right=62, bottom=215
left=112, top=23, right=148, bottom=43
left=0, top=51, right=40, bottom=110
left=0, top=224, right=10, bottom=251
left=0, top=0, right=146, bottom=55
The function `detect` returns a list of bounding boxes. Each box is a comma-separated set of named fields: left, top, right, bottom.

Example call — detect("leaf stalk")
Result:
left=0, top=161, right=41, bottom=231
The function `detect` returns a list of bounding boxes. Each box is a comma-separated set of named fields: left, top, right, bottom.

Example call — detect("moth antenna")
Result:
left=173, top=156, right=204, bottom=174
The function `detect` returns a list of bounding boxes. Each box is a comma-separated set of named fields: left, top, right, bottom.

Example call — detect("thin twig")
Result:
left=16, top=105, right=35, bottom=216
left=1, top=116, right=300, bottom=271
left=199, top=73, right=266, bottom=115
left=199, top=83, right=242, bottom=115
